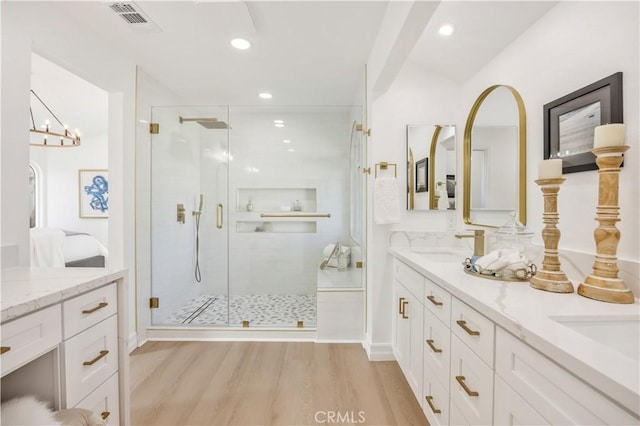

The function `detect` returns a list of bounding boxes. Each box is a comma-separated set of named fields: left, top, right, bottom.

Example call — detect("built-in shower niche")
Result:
left=236, top=188, right=317, bottom=213
left=236, top=221, right=317, bottom=233
left=235, top=187, right=321, bottom=233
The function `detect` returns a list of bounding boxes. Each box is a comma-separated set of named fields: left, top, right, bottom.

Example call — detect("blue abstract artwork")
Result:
left=79, top=170, right=109, bottom=218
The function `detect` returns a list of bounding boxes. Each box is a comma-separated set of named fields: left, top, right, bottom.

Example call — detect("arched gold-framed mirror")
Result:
left=463, top=85, right=526, bottom=227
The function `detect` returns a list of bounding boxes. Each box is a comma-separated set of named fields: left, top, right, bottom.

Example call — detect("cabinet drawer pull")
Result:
left=426, top=339, right=442, bottom=353
left=427, top=295, right=443, bottom=306
left=101, top=411, right=110, bottom=420
left=401, top=301, right=409, bottom=319
left=455, top=375, right=479, bottom=397
left=82, top=302, right=108, bottom=314
left=0, top=346, right=10, bottom=355
left=398, top=297, right=405, bottom=315
left=83, top=350, right=109, bottom=366
left=456, top=320, right=480, bottom=336
left=425, top=395, right=441, bottom=414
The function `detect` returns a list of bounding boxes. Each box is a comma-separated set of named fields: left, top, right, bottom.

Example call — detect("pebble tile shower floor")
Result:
left=164, top=294, right=317, bottom=327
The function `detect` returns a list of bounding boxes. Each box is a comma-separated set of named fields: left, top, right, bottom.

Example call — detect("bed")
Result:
left=30, top=228, right=107, bottom=267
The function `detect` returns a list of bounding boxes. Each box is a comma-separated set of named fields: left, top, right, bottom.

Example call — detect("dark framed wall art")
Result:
left=543, top=72, right=623, bottom=173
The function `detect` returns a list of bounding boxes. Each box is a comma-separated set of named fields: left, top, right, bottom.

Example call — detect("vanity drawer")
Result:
left=393, top=259, right=424, bottom=301
left=451, top=298, right=494, bottom=367
left=495, top=327, right=637, bottom=425
left=423, top=363, right=450, bottom=426
left=63, top=283, right=117, bottom=339
left=423, top=307, right=450, bottom=388
left=424, top=277, right=451, bottom=326
left=74, top=372, right=120, bottom=425
left=1, top=304, right=62, bottom=377
left=450, top=334, right=493, bottom=426
left=63, top=315, right=118, bottom=407
left=494, top=375, right=550, bottom=425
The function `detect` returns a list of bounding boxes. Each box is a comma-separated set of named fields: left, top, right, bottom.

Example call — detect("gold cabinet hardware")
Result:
left=149, top=297, right=159, bottom=309
left=455, top=375, right=479, bottom=397
left=149, top=123, right=159, bottom=134
left=83, top=350, right=109, bottom=366
left=82, top=302, right=108, bottom=314
left=426, top=339, right=442, bottom=353
left=456, top=320, right=480, bottom=336
left=101, top=412, right=110, bottom=420
left=242, top=320, right=250, bottom=327
left=216, top=203, right=223, bottom=229
left=401, top=301, right=409, bottom=319
left=427, top=295, right=443, bottom=306
left=398, top=297, right=405, bottom=315
left=0, top=346, right=10, bottom=355
left=425, top=395, right=441, bottom=414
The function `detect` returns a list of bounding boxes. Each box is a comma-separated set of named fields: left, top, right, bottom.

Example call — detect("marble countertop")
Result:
left=390, top=248, right=640, bottom=416
left=1, top=267, right=126, bottom=323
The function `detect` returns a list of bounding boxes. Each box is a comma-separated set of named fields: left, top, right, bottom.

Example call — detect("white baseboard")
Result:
left=128, top=332, right=138, bottom=353
left=363, top=341, right=395, bottom=361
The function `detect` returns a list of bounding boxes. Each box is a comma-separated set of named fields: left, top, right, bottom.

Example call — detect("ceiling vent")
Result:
left=108, top=2, right=160, bottom=33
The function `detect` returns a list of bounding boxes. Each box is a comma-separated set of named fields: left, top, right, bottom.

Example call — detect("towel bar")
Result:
left=375, top=162, right=397, bottom=178
left=259, top=213, right=331, bottom=218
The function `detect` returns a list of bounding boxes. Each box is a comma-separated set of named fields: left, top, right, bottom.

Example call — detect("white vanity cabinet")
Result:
left=391, top=253, right=640, bottom=425
left=1, top=268, right=128, bottom=425
left=392, top=259, right=424, bottom=403
left=494, top=327, right=637, bottom=425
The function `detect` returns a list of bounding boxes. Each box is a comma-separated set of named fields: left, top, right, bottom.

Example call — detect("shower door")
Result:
left=150, top=106, right=230, bottom=326
left=150, top=105, right=363, bottom=329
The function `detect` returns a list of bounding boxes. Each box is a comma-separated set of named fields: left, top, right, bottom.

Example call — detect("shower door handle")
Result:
left=216, top=203, right=223, bottom=229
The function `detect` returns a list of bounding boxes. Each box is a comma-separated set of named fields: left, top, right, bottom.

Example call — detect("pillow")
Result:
left=1, top=395, right=61, bottom=425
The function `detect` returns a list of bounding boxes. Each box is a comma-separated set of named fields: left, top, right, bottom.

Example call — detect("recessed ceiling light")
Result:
left=288, top=149, right=295, bottom=152
left=273, top=120, right=284, bottom=124
left=438, top=24, right=454, bottom=37
left=283, top=139, right=291, bottom=143
left=259, top=92, right=272, bottom=99
left=230, top=38, right=251, bottom=50
left=274, top=123, right=285, bottom=128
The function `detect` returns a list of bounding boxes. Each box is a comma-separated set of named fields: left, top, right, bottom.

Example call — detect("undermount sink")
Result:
left=409, top=249, right=464, bottom=262
left=550, top=315, right=640, bottom=361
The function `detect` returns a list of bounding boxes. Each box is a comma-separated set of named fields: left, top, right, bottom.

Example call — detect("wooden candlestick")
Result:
left=530, top=178, right=574, bottom=293
left=578, top=145, right=634, bottom=303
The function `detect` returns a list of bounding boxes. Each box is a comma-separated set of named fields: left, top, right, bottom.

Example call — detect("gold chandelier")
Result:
left=29, top=90, right=81, bottom=147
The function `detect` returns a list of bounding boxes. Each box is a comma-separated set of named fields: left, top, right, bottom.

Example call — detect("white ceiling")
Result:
left=408, top=1, right=558, bottom=83
left=28, top=0, right=560, bottom=140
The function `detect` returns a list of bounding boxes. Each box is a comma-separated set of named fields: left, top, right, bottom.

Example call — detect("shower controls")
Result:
left=177, top=204, right=186, bottom=223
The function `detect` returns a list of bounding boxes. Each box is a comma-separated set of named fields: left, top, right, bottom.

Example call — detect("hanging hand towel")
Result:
left=374, top=176, right=401, bottom=224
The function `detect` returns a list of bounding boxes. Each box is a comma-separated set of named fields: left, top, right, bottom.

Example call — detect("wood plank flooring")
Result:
left=130, top=341, right=427, bottom=425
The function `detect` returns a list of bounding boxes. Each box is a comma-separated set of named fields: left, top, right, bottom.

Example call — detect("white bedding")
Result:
left=63, top=234, right=108, bottom=263
left=30, top=228, right=108, bottom=267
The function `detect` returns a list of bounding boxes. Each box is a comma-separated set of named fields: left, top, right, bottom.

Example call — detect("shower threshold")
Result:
left=163, top=293, right=317, bottom=327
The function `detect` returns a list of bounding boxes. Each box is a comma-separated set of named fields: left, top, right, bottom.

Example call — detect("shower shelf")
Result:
left=236, top=220, right=316, bottom=233
left=236, top=187, right=317, bottom=213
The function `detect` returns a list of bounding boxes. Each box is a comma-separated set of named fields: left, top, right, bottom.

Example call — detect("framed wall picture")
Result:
left=79, top=169, right=109, bottom=218
left=416, top=158, right=428, bottom=193
left=543, top=72, right=623, bottom=173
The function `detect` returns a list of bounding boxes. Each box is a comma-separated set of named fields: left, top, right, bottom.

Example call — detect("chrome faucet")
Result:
left=454, top=229, right=485, bottom=258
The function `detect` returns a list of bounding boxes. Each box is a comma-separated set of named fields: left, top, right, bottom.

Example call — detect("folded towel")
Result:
left=323, top=244, right=350, bottom=258
left=374, top=176, right=401, bottom=224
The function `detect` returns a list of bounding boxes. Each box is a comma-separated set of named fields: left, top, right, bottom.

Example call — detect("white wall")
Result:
left=367, top=1, right=639, bottom=356
left=1, top=2, right=137, bottom=346
left=367, top=61, right=460, bottom=357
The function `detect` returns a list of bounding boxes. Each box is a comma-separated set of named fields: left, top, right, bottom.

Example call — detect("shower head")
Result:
left=179, top=116, right=229, bottom=129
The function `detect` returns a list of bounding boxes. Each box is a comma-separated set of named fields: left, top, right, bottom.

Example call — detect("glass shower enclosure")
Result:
left=150, top=105, right=363, bottom=328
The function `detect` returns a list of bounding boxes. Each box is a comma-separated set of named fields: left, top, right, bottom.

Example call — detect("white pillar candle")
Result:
left=593, top=123, right=625, bottom=148
left=538, top=159, right=562, bottom=180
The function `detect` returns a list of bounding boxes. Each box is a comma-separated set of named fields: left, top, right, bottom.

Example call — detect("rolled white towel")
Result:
left=473, top=249, right=502, bottom=272
left=322, top=244, right=350, bottom=257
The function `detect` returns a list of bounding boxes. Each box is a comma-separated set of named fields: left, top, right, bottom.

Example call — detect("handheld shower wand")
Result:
left=193, top=194, right=204, bottom=283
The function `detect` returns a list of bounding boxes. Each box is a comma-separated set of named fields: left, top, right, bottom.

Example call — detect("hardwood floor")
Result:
left=130, top=341, right=427, bottom=425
